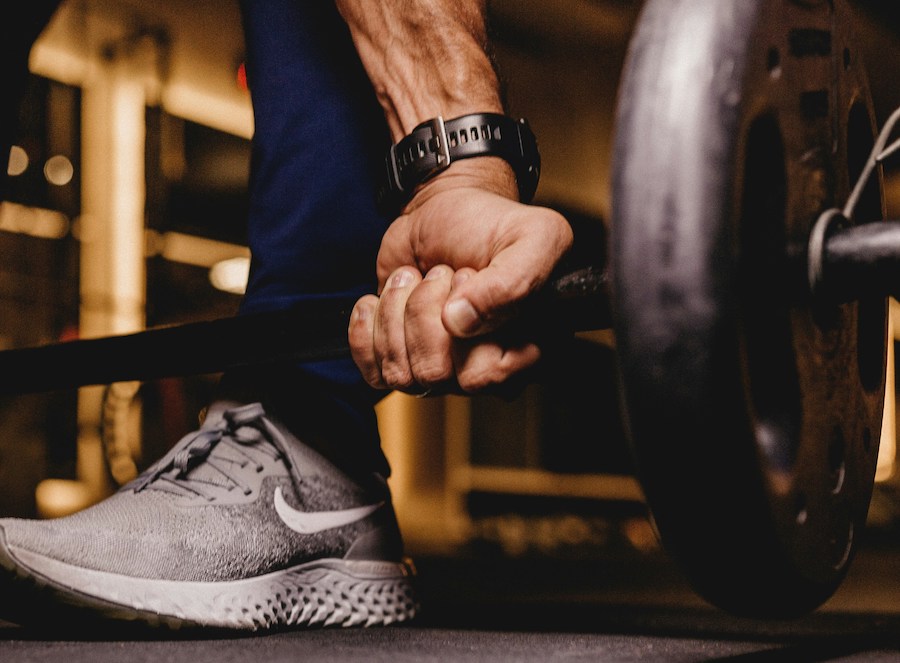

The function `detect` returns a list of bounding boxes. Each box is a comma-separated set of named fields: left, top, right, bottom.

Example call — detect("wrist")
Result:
left=404, top=157, right=519, bottom=211
left=379, top=113, right=541, bottom=215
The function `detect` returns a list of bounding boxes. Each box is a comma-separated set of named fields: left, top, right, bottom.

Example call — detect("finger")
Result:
left=450, top=266, right=543, bottom=393
left=451, top=267, right=477, bottom=291
left=453, top=337, right=543, bottom=394
left=404, top=264, right=455, bottom=390
left=443, top=207, right=571, bottom=338
left=374, top=267, right=422, bottom=390
left=349, top=295, right=386, bottom=389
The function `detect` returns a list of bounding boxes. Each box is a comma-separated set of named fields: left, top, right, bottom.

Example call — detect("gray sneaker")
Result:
left=0, top=401, right=418, bottom=630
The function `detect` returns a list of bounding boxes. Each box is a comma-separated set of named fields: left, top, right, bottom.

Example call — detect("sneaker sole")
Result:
left=0, top=527, right=418, bottom=630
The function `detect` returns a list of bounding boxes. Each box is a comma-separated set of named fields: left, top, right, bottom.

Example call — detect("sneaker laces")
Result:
left=131, top=403, right=291, bottom=501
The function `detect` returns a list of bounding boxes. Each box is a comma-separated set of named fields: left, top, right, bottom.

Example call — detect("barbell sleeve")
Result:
left=821, top=220, right=900, bottom=303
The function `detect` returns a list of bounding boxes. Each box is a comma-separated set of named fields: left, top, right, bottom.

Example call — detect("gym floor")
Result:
left=2, top=525, right=900, bottom=662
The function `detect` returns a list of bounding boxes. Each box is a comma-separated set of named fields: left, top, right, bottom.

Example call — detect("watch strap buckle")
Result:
left=430, top=115, right=452, bottom=171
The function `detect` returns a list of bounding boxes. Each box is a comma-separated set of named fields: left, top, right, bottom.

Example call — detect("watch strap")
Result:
left=378, top=113, right=541, bottom=214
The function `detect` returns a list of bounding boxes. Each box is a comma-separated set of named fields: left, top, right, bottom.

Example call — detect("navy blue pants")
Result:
left=4, top=0, right=393, bottom=477
left=231, top=0, right=393, bottom=476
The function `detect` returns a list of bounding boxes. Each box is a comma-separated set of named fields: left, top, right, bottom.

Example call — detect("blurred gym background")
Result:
left=2, top=0, right=900, bottom=618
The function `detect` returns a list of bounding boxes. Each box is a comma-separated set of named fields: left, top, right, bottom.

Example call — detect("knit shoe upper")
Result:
left=0, top=401, right=418, bottom=630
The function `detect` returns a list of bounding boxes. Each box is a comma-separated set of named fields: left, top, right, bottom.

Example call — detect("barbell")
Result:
left=1, top=0, right=897, bottom=618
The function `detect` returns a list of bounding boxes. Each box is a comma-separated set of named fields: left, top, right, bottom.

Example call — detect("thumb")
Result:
left=442, top=255, right=543, bottom=338
left=441, top=205, right=573, bottom=338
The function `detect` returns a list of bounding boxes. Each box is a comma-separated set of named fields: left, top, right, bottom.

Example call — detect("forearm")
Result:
left=334, top=0, right=504, bottom=140
left=335, top=0, right=520, bottom=202
left=341, top=5, right=576, bottom=387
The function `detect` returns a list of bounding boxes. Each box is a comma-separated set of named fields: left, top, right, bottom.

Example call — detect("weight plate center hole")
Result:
left=740, top=114, right=802, bottom=471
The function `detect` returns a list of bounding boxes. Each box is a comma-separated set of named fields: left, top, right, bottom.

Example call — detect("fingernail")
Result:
left=353, top=303, right=371, bottom=323
left=390, top=270, right=414, bottom=289
left=445, top=298, right=481, bottom=334
left=425, top=265, right=446, bottom=281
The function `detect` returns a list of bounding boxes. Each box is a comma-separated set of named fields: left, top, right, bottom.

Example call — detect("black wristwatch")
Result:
left=377, top=112, right=541, bottom=214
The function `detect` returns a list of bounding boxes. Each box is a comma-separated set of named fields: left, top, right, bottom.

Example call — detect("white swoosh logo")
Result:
left=274, top=487, right=382, bottom=534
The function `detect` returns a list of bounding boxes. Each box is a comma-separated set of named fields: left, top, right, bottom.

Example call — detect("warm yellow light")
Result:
left=44, top=154, right=75, bottom=186
left=35, top=479, right=94, bottom=519
left=7, top=145, right=28, bottom=176
left=163, top=81, right=253, bottom=139
left=209, top=256, right=250, bottom=294
left=876, top=300, right=898, bottom=482
left=161, top=231, right=249, bottom=268
left=0, top=202, right=70, bottom=239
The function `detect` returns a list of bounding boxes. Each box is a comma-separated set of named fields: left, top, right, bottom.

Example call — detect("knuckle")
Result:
left=353, top=358, right=386, bottom=390
left=410, top=356, right=453, bottom=386
left=406, top=328, right=453, bottom=385
left=363, top=373, right=388, bottom=390
left=405, top=279, right=447, bottom=315
left=380, top=363, right=414, bottom=390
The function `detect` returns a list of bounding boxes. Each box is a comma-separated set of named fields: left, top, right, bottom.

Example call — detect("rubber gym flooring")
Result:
left=2, top=537, right=900, bottom=662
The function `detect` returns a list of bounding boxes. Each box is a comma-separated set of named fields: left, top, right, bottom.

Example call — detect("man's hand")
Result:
left=335, top=0, right=572, bottom=394
left=349, top=159, right=572, bottom=394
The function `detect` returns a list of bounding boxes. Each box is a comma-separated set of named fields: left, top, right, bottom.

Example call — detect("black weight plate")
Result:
left=611, top=0, right=886, bottom=617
